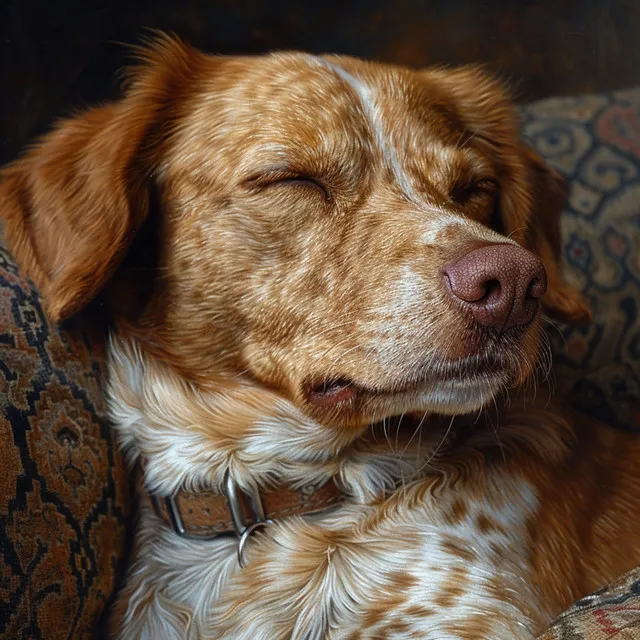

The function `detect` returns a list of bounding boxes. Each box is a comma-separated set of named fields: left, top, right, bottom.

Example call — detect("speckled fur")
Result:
left=3, top=36, right=638, bottom=640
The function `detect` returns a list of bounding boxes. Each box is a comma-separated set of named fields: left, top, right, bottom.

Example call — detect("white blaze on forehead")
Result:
left=314, top=57, right=422, bottom=204
left=309, top=56, right=520, bottom=248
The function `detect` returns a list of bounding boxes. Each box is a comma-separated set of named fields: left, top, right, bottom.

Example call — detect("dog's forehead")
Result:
left=192, top=52, right=475, bottom=183
left=241, top=52, right=462, bottom=137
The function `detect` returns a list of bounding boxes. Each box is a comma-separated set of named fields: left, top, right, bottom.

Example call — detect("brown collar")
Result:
left=147, top=475, right=344, bottom=542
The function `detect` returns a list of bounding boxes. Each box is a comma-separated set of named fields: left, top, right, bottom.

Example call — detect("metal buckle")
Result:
left=149, top=474, right=271, bottom=566
left=224, top=472, right=265, bottom=534
left=224, top=473, right=271, bottom=568
left=150, top=493, right=221, bottom=541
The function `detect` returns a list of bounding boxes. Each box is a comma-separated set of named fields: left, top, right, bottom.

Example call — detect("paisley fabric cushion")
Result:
left=521, top=89, right=640, bottom=432
left=539, top=566, right=640, bottom=639
left=524, top=89, right=640, bottom=639
left=0, top=88, right=639, bottom=639
left=0, top=237, right=130, bottom=639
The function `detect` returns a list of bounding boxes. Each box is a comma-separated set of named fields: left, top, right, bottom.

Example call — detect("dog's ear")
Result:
left=0, top=103, right=149, bottom=322
left=0, top=34, right=201, bottom=321
left=519, top=147, right=591, bottom=324
left=421, top=66, right=518, bottom=145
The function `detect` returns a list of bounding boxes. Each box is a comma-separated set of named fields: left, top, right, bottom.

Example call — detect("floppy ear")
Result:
left=0, top=34, right=200, bottom=321
left=520, top=147, right=591, bottom=324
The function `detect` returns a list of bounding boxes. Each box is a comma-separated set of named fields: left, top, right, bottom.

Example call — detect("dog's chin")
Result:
left=300, top=347, right=533, bottom=428
left=302, top=370, right=509, bottom=429
left=364, top=374, right=507, bottom=419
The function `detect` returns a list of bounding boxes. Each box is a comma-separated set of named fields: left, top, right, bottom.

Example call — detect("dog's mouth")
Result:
left=304, top=355, right=507, bottom=409
left=306, top=377, right=358, bottom=408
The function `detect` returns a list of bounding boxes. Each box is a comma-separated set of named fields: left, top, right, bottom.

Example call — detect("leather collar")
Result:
left=147, top=475, right=344, bottom=542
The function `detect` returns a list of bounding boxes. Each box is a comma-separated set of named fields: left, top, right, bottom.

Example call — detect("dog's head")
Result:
left=0, top=36, right=589, bottom=432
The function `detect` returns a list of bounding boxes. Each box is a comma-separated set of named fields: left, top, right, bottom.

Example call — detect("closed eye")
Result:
left=450, top=177, right=499, bottom=204
left=472, top=178, right=500, bottom=194
left=246, top=169, right=331, bottom=201
left=274, top=176, right=330, bottom=200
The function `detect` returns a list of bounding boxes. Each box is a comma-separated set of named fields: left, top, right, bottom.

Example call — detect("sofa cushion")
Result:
left=523, top=89, right=640, bottom=636
left=0, top=238, right=130, bottom=639
left=539, top=566, right=640, bottom=639
left=521, top=89, right=640, bottom=432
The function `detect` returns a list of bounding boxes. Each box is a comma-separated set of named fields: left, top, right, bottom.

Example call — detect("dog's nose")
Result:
left=442, top=244, right=547, bottom=331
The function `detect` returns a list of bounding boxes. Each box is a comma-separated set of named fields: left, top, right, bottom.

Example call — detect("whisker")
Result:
left=505, top=226, right=527, bottom=241
left=415, top=415, right=457, bottom=478
left=325, top=345, right=361, bottom=377
left=316, top=335, right=358, bottom=363
left=542, top=317, right=568, bottom=349
left=416, top=418, right=423, bottom=467
left=394, top=412, right=406, bottom=451
left=400, top=410, right=429, bottom=461
left=382, top=417, right=393, bottom=452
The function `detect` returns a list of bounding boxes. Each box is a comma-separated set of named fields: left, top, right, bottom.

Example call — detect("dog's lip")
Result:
left=305, top=378, right=358, bottom=408
left=305, top=356, right=505, bottom=408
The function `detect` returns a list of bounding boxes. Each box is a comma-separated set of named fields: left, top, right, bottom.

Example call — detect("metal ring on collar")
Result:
left=237, top=520, right=272, bottom=568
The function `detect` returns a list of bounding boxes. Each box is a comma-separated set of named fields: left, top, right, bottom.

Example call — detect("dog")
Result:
left=2, top=35, right=640, bottom=639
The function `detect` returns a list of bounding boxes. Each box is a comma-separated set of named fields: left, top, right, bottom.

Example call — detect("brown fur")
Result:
left=0, top=37, right=588, bottom=416
left=2, top=35, right=635, bottom=640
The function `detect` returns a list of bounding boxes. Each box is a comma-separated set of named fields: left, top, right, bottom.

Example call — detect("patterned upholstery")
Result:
left=539, top=566, right=640, bottom=639
left=0, top=240, right=130, bottom=638
left=522, top=90, right=640, bottom=433
left=0, top=88, right=639, bottom=638
left=522, top=89, right=640, bottom=636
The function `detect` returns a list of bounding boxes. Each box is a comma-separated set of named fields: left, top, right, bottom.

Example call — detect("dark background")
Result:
left=1, top=0, right=639, bottom=165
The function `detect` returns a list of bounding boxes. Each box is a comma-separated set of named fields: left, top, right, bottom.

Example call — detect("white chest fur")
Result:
left=107, top=336, right=545, bottom=639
